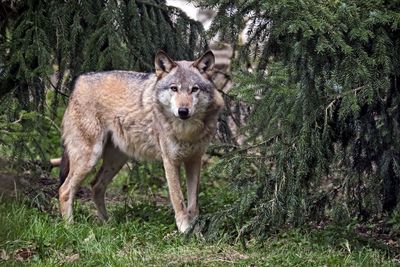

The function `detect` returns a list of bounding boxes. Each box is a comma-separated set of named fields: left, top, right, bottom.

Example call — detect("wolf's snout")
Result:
left=178, top=107, right=190, bottom=120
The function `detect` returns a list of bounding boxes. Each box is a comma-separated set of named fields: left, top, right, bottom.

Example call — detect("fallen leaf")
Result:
left=1, top=249, right=9, bottom=261
left=84, top=233, right=95, bottom=243
left=65, top=253, right=80, bottom=262
left=14, top=247, right=36, bottom=261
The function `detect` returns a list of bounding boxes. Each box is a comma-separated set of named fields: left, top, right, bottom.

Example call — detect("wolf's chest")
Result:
left=163, top=134, right=209, bottom=160
left=159, top=118, right=213, bottom=159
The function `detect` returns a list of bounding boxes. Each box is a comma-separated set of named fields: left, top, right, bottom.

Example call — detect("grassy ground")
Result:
left=0, top=195, right=398, bottom=266
left=0, top=163, right=398, bottom=266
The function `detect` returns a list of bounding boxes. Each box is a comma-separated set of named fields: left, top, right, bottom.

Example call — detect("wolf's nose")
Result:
left=178, top=107, right=189, bottom=120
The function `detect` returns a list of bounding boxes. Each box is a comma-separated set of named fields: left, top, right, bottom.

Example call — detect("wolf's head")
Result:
left=154, top=51, right=216, bottom=120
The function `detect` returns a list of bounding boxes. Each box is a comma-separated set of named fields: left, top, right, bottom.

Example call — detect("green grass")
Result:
left=0, top=197, right=398, bottom=266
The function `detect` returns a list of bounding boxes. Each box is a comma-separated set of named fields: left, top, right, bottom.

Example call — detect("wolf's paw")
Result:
left=176, top=216, right=190, bottom=233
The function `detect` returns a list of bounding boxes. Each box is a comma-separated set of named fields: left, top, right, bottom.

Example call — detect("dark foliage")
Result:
left=198, top=0, right=400, bottom=239
left=0, top=0, right=207, bottom=164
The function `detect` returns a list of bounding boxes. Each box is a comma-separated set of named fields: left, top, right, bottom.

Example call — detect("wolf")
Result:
left=58, top=51, right=224, bottom=232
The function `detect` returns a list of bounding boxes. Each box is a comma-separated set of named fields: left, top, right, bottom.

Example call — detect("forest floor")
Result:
left=0, top=164, right=399, bottom=266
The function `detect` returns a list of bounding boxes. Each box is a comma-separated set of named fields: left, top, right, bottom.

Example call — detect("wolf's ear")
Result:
left=155, top=51, right=177, bottom=78
left=193, top=51, right=215, bottom=77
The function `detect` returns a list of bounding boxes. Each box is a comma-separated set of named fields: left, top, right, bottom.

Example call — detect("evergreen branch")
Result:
left=234, top=222, right=254, bottom=243
left=0, top=129, right=11, bottom=134
left=37, top=114, right=61, bottom=133
left=324, top=85, right=365, bottom=124
left=219, top=136, right=279, bottom=163
left=234, top=136, right=276, bottom=154
left=46, top=76, right=70, bottom=98
left=135, top=0, right=167, bottom=10
left=216, top=87, right=234, bottom=99
left=11, top=116, right=23, bottom=125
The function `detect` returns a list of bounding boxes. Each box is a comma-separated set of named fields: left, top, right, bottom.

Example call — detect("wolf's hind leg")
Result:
left=91, top=141, right=128, bottom=221
left=59, top=148, right=100, bottom=222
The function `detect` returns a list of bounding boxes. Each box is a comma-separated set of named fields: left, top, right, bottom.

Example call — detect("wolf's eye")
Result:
left=170, top=86, right=178, bottom=92
left=191, top=86, right=199, bottom=93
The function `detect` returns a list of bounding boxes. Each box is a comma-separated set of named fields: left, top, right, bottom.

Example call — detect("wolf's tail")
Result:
left=59, top=150, right=70, bottom=185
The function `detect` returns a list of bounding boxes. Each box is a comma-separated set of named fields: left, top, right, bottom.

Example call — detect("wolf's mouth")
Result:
left=179, top=114, right=190, bottom=120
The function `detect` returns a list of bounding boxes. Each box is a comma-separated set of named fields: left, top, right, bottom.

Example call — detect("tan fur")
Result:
left=59, top=51, right=224, bottom=232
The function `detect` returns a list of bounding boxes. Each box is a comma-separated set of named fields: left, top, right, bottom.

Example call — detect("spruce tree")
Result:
left=0, top=0, right=207, bottom=164
left=199, top=0, right=400, bottom=239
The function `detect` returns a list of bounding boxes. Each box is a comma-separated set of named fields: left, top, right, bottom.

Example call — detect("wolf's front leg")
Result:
left=184, top=157, right=201, bottom=221
left=162, top=156, right=190, bottom=233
